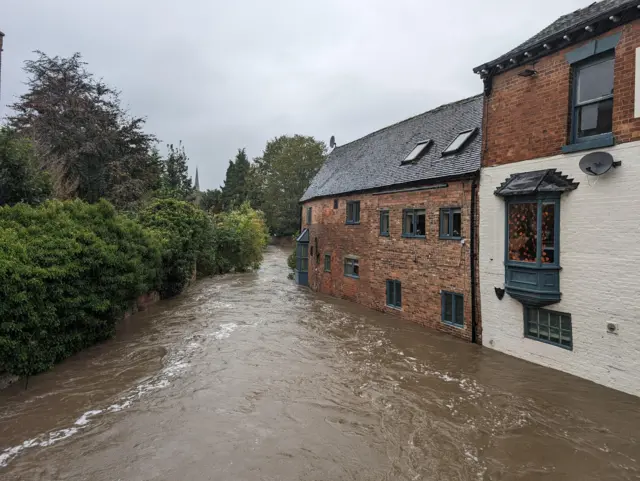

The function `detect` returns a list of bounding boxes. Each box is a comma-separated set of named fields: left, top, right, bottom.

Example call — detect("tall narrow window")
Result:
left=299, top=244, right=309, bottom=272
left=380, top=210, right=389, bottom=236
left=441, top=292, right=463, bottom=327
left=402, top=209, right=426, bottom=237
left=333, top=199, right=338, bottom=209
left=344, top=257, right=360, bottom=278
left=324, top=253, right=331, bottom=272
left=386, top=280, right=401, bottom=308
left=507, top=199, right=558, bottom=266
left=440, top=208, right=462, bottom=239
left=346, top=201, right=360, bottom=224
left=306, top=207, right=312, bottom=225
left=572, top=55, right=614, bottom=143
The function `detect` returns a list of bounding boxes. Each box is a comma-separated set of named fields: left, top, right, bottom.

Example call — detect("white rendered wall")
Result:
left=479, top=141, right=640, bottom=397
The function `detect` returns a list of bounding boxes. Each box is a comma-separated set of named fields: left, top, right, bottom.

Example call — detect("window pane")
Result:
left=577, top=99, right=613, bottom=138
left=347, top=203, right=352, bottom=221
left=395, top=282, right=402, bottom=307
left=300, top=244, right=308, bottom=257
left=441, top=210, right=450, bottom=236
left=380, top=211, right=389, bottom=234
left=526, top=308, right=572, bottom=349
left=444, top=294, right=453, bottom=322
left=353, top=260, right=359, bottom=277
left=386, top=281, right=392, bottom=305
left=454, top=295, right=463, bottom=325
left=300, top=258, right=308, bottom=272
left=324, top=255, right=331, bottom=271
left=452, top=209, right=462, bottom=237
left=404, top=212, right=414, bottom=235
left=542, top=203, right=556, bottom=264
left=577, top=58, right=614, bottom=103
left=508, top=203, right=537, bottom=262
left=307, top=208, right=312, bottom=224
left=443, top=130, right=474, bottom=154
left=345, top=260, right=352, bottom=276
left=355, top=203, right=360, bottom=223
left=415, top=210, right=426, bottom=236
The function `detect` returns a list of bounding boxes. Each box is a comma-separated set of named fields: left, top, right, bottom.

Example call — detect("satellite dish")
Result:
left=329, top=135, right=336, bottom=149
left=579, top=151, right=621, bottom=176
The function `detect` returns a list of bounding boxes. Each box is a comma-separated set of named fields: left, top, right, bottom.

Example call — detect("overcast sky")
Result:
left=2, top=0, right=587, bottom=190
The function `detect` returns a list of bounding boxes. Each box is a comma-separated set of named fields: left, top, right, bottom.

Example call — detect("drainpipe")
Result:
left=470, top=177, right=478, bottom=344
left=0, top=32, right=4, bottom=102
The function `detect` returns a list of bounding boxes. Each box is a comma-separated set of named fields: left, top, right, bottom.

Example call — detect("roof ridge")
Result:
left=331, top=94, right=483, bottom=153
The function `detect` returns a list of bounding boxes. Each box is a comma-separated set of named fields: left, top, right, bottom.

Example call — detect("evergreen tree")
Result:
left=163, top=142, right=193, bottom=199
left=221, top=148, right=250, bottom=210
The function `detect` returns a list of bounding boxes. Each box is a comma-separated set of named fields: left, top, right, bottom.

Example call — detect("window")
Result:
left=333, top=199, right=338, bottom=209
left=525, top=307, right=572, bottom=350
left=299, top=244, right=308, bottom=272
left=571, top=55, right=614, bottom=143
left=441, top=292, right=463, bottom=327
left=380, top=210, right=389, bottom=236
left=324, top=253, right=331, bottom=272
left=386, top=280, right=401, bottom=309
left=344, top=257, right=359, bottom=278
left=346, top=201, right=360, bottom=224
left=440, top=208, right=462, bottom=239
left=507, top=198, right=558, bottom=265
left=306, top=207, right=312, bottom=224
left=402, top=209, right=426, bottom=237
left=442, top=129, right=477, bottom=155
left=401, top=140, right=432, bottom=164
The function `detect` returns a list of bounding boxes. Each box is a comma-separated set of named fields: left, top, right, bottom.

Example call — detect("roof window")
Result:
left=401, top=140, right=432, bottom=164
left=442, top=129, right=477, bottom=156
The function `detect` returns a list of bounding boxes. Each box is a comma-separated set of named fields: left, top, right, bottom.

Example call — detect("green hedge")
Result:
left=0, top=200, right=160, bottom=376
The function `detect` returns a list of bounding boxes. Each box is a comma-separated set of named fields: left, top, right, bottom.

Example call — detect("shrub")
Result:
left=211, top=203, right=269, bottom=274
left=138, top=198, right=213, bottom=297
left=0, top=200, right=160, bottom=376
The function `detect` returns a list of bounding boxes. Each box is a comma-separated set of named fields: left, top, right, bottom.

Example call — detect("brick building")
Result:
left=297, top=96, right=483, bottom=342
left=474, top=0, right=640, bottom=396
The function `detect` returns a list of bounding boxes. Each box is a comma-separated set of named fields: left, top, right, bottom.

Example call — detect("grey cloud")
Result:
left=2, top=0, right=587, bottom=190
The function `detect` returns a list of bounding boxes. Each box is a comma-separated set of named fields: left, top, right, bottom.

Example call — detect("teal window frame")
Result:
left=386, top=280, right=401, bottom=309
left=441, top=291, right=463, bottom=327
left=298, top=243, right=309, bottom=273
left=402, top=208, right=426, bottom=238
left=380, top=209, right=390, bottom=236
left=306, top=207, right=312, bottom=224
left=346, top=201, right=360, bottom=225
left=344, top=257, right=360, bottom=278
left=324, top=253, right=331, bottom=272
left=333, top=199, right=338, bottom=209
left=439, top=207, right=462, bottom=240
left=524, top=307, right=573, bottom=350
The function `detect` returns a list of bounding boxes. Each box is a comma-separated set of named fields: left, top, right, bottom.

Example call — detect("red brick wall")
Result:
left=484, top=21, right=640, bottom=167
left=301, top=180, right=480, bottom=342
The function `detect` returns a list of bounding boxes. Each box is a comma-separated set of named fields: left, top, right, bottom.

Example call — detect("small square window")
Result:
left=333, top=199, right=338, bottom=209
left=441, top=291, right=463, bottom=327
left=346, top=201, right=360, bottom=224
left=386, top=280, right=401, bottom=309
left=380, top=210, right=389, bottom=236
left=402, top=209, right=426, bottom=238
left=344, top=257, right=359, bottom=278
left=525, top=307, right=572, bottom=349
left=324, top=253, right=331, bottom=272
left=440, top=208, right=462, bottom=239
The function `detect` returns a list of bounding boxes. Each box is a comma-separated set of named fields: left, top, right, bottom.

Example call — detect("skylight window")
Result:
left=401, top=140, right=432, bottom=164
left=442, top=129, right=477, bottom=156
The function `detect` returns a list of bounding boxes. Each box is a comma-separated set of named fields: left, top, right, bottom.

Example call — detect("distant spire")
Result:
left=194, top=167, right=200, bottom=191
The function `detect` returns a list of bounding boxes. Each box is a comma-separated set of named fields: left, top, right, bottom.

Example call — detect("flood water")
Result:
left=1, top=247, right=639, bottom=480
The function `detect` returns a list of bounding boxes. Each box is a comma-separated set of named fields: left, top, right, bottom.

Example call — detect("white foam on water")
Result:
left=211, top=322, right=238, bottom=340
left=75, top=410, right=103, bottom=426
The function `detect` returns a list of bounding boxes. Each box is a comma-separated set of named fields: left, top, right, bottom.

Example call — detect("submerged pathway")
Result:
left=1, top=247, right=638, bottom=480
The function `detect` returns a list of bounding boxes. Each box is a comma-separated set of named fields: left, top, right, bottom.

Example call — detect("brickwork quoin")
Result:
left=301, top=179, right=479, bottom=343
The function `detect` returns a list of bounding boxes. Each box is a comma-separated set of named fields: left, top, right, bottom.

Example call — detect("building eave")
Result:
left=473, top=2, right=640, bottom=93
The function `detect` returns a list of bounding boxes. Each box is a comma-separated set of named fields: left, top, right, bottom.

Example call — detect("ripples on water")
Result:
left=0, top=247, right=639, bottom=480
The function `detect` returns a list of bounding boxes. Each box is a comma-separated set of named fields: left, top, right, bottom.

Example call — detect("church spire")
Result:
left=194, top=167, right=200, bottom=191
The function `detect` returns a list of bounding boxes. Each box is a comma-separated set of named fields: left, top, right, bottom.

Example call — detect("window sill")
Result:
left=344, top=274, right=360, bottom=279
left=324, top=270, right=331, bottom=273
left=386, top=304, right=402, bottom=311
left=505, top=262, right=561, bottom=270
left=401, top=234, right=426, bottom=239
left=442, top=320, right=464, bottom=329
left=525, top=334, right=573, bottom=351
left=561, top=134, right=614, bottom=154
left=345, top=222, right=360, bottom=226
left=439, top=235, right=462, bottom=241
left=380, top=233, right=390, bottom=237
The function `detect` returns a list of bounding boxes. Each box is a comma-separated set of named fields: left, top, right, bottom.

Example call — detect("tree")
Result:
left=254, top=135, right=326, bottom=235
left=8, top=52, right=160, bottom=208
left=199, top=188, right=223, bottom=214
left=0, top=128, right=52, bottom=206
left=162, top=142, right=193, bottom=199
left=221, top=148, right=250, bottom=210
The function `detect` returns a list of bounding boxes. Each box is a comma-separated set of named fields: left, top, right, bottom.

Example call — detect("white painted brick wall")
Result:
left=479, top=141, right=640, bottom=397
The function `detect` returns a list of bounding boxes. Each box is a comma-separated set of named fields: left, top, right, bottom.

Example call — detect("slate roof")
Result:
left=300, top=95, right=483, bottom=202
left=494, top=169, right=579, bottom=197
left=475, top=0, right=635, bottom=72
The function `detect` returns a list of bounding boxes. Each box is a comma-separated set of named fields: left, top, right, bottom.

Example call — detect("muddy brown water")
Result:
left=1, top=247, right=639, bottom=480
